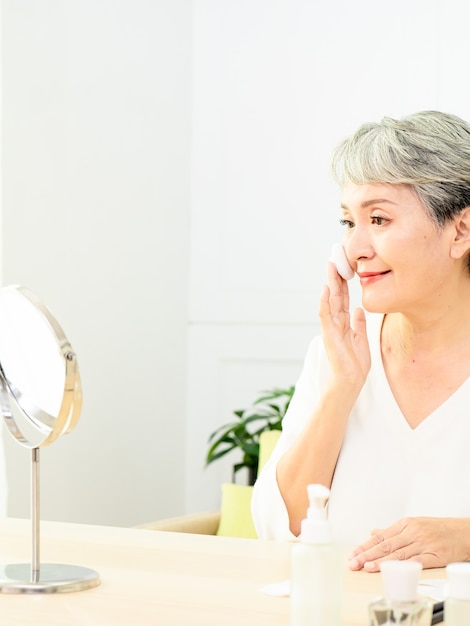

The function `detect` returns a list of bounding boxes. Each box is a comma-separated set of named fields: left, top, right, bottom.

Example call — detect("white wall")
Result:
left=185, top=0, right=470, bottom=513
left=2, top=0, right=192, bottom=526
left=2, top=0, right=470, bottom=526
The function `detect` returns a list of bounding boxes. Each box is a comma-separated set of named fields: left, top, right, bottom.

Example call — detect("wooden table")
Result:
left=0, top=518, right=446, bottom=625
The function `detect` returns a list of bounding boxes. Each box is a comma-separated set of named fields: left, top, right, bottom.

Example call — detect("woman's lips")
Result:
left=357, top=271, right=391, bottom=286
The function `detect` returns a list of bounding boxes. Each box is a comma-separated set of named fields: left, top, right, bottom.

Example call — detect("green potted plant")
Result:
left=205, top=386, right=294, bottom=485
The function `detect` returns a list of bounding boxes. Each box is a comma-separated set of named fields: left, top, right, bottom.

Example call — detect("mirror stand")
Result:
left=0, top=285, right=101, bottom=594
left=0, top=447, right=100, bottom=593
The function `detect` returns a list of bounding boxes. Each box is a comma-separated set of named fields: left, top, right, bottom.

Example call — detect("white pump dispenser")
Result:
left=290, top=484, right=341, bottom=626
left=300, top=484, right=332, bottom=543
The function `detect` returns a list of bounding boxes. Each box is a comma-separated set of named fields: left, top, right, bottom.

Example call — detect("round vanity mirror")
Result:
left=0, top=285, right=99, bottom=593
left=0, top=285, right=82, bottom=449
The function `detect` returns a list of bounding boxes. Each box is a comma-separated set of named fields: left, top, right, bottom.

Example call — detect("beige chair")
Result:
left=137, top=510, right=221, bottom=535
left=136, top=429, right=281, bottom=537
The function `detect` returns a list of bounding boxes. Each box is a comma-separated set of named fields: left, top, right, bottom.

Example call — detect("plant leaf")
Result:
left=204, top=384, right=294, bottom=478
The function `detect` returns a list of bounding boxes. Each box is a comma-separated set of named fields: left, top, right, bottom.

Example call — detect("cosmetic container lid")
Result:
left=299, top=484, right=332, bottom=544
left=446, top=562, right=470, bottom=599
left=380, top=561, right=422, bottom=602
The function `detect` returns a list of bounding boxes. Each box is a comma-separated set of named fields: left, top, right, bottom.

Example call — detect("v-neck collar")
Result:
left=368, top=313, right=470, bottom=434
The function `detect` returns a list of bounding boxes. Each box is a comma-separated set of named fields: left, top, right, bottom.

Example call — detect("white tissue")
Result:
left=260, top=577, right=447, bottom=601
left=260, top=579, right=290, bottom=597
left=417, top=578, right=447, bottom=602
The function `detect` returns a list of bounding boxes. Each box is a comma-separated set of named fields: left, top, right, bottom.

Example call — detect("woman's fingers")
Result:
left=350, top=307, right=366, bottom=338
left=319, top=262, right=371, bottom=387
left=326, top=260, right=350, bottom=320
left=319, top=262, right=350, bottom=336
left=348, top=517, right=470, bottom=573
left=349, top=534, right=419, bottom=573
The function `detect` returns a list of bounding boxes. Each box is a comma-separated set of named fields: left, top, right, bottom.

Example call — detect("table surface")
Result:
left=0, top=518, right=446, bottom=625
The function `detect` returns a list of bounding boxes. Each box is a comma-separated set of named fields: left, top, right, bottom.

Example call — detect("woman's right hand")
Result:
left=275, top=261, right=372, bottom=536
left=318, top=261, right=371, bottom=391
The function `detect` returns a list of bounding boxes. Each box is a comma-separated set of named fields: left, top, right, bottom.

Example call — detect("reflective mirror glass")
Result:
left=0, top=285, right=82, bottom=448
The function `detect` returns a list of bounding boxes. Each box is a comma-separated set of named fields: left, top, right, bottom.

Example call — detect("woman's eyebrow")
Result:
left=341, top=198, right=398, bottom=210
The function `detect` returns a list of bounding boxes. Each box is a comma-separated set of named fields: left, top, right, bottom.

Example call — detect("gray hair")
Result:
left=331, top=110, right=470, bottom=227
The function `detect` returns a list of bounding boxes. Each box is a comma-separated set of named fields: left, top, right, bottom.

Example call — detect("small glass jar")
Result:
left=369, top=597, right=432, bottom=626
left=368, top=561, right=432, bottom=626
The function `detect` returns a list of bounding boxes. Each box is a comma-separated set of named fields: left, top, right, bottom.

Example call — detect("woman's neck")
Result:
left=382, top=303, right=470, bottom=361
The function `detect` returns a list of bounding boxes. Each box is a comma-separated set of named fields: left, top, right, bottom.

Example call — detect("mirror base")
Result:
left=0, top=563, right=100, bottom=593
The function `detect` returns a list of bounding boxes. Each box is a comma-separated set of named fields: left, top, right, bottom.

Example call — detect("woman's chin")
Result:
left=361, top=299, right=390, bottom=314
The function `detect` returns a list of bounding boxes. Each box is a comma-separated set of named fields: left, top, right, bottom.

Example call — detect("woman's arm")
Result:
left=276, top=262, right=371, bottom=535
left=276, top=382, right=363, bottom=536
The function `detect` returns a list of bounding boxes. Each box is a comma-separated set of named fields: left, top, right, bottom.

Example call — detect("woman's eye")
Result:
left=371, top=215, right=387, bottom=226
left=339, top=218, right=354, bottom=229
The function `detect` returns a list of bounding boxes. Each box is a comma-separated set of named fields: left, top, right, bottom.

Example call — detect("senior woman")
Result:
left=251, top=110, right=470, bottom=572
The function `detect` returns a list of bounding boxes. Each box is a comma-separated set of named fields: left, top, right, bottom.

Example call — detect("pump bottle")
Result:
left=290, top=484, right=341, bottom=626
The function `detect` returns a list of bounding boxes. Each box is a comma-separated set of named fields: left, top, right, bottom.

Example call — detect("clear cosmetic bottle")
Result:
left=368, top=561, right=432, bottom=626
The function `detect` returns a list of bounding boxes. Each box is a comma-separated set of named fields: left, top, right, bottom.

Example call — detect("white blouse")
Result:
left=251, top=313, right=470, bottom=547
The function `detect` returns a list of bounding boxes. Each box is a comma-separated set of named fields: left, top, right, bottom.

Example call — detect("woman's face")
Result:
left=340, top=181, right=460, bottom=315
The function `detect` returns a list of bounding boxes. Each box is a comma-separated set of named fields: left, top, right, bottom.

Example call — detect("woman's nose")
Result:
left=344, top=229, right=374, bottom=263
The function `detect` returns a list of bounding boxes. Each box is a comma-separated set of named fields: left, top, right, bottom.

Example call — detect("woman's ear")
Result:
left=450, top=207, right=470, bottom=259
